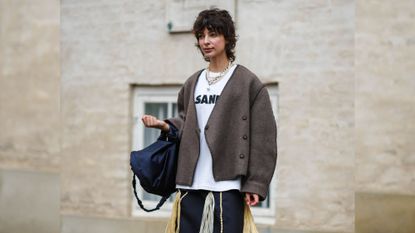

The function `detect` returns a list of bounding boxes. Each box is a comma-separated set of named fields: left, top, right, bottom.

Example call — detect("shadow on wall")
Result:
left=0, top=169, right=60, bottom=233
left=356, top=192, right=415, bottom=233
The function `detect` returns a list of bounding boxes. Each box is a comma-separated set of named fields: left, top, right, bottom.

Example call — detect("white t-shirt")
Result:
left=176, top=64, right=241, bottom=191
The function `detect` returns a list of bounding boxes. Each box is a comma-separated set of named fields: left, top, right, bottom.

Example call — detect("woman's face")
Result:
left=198, top=28, right=227, bottom=60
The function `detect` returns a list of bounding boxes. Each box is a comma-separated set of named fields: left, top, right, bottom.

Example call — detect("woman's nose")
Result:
left=203, top=35, right=210, bottom=44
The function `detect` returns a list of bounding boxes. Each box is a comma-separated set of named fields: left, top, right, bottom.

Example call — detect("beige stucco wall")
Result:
left=1, top=0, right=414, bottom=233
left=0, top=0, right=60, bottom=171
left=354, top=1, right=415, bottom=232
left=238, top=1, right=354, bottom=232
left=355, top=0, right=415, bottom=195
left=238, top=1, right=354, bottom=231
left=60, top=0, right=355, bottom=232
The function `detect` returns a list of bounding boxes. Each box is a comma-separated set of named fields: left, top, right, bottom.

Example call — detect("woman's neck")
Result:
left=208, top=55, right=230, bottom=72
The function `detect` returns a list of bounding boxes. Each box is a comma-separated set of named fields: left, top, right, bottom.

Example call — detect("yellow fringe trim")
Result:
left=243, top=202, right=259, bottom=233
left=165, top=191, right=188, bottom=233
left=220, top=192, right=223, bottom=233
left=167, top=191, right=259, bottom=233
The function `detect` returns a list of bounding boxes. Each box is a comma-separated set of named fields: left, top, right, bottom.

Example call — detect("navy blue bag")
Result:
left=130, top=122, right=179, bottom=212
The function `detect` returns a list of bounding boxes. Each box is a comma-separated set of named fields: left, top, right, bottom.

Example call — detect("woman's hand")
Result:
left=245, top=193, right=259, bottom=206
left=141, top=115, right=169, bottom=132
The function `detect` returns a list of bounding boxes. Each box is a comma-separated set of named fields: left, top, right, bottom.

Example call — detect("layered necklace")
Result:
left=205, top=61, right=233, bottom=92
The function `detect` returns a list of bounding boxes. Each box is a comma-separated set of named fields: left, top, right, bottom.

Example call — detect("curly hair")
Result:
left=192, top=8, right=237, bottom=62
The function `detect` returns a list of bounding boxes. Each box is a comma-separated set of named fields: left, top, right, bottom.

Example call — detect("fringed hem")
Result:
left=167, top=190, right=255, bottom=233
left=243, top=202, right=259, bottom=233
left=165, top=191, right=189, bottom=233
left=199, top=192, right=215, bottom=233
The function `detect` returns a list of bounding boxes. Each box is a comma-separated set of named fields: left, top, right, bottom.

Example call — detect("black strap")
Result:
left=132, top=174, right=169, bottom=212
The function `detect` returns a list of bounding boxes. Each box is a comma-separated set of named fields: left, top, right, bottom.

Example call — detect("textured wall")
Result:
left=355, top=192, right=415, bottom=233
left=2, top=0, right=413, bottom=232
left=355, top=0, right=415, bottom=195
left=61, top=0, right=355, bottom=232
left=60, top=0, right=207, bottom=218
left=0, top=0, right=60, bottom=171
left=0, top=170, right=60, bottom=233
left=237, top=0, right=355, bottom=231
left=355, top=1, right=415, bottom=232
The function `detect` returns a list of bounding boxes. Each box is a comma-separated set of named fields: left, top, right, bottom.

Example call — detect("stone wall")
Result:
left=355, top=0, right=415, bottom=195
left=355, top=1, right=415, bottom=232
left=0, top=0, right=60, bottom=171
left=237, top=1, right=354, bottom=231
left=1, top=0, right=414, bottom=233
left=60, top=1, right=356, bottom=231
left=60, top=0, right=201, bottom=218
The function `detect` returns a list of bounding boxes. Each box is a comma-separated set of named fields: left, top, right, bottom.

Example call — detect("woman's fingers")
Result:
left=245, top=193, right=259, bottom=206
left=251, top=194, right=259, bottom=206
left=245, top=193, right=250, bottom=205
left=141, top=115, right=164, bottom=129
left=141, top=115, right=157, bottom=127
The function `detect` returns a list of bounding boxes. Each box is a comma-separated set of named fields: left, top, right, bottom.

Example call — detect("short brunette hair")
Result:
left=192, top=8, right=237, bottom=62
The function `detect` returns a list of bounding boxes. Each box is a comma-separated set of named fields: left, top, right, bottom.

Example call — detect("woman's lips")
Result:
left=203, top=48, right=213, bottom=53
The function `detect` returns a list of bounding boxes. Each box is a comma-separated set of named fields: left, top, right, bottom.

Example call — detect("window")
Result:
left=250, top=84, right=279, bottom=224
left=132, top=86, right=180, bottom=218
left=131, top=85, right=279, bottom=223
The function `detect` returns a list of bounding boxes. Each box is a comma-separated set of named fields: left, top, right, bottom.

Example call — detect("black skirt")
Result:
left=178, top=189, right=244, bottom=233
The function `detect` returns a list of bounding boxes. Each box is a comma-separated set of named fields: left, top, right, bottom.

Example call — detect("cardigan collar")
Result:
left=189, top=64, right=241, bottom=130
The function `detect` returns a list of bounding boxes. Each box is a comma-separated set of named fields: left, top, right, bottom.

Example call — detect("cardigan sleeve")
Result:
left=241, top=86, right=278, bottom=201
left=164, top=85, right=185, bottom=138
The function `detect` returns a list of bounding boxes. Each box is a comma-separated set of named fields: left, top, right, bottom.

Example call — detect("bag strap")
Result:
left=132, top=174, right=169, bottom=212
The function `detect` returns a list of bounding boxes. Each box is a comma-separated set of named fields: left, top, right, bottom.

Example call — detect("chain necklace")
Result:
left=205, top=62, right=233, bottom=92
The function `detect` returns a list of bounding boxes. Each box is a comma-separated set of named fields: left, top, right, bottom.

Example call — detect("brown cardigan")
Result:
left=165, top=64, right=277, bottom=200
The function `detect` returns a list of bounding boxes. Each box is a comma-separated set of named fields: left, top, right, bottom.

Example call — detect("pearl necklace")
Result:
left=205, top=62, right=233, bottom=92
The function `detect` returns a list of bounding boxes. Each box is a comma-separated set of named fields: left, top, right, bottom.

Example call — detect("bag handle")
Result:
left=132, top=174, right=169, bottom=212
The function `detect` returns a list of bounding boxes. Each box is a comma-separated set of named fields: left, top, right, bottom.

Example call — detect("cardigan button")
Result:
left=239, top=154, right=245, bottom=159
left=243, top=135, right=248, bottom=140
left=242, top=115, right=247, bottom=120
left=204, top=125, right=209, bottom=130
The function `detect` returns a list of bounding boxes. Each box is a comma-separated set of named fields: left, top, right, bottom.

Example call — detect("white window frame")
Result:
left=131, top=85, right=279, bottom=224
left=250, top=84, right=279, bottom=224
left=132, top=86, right=181, bottom=218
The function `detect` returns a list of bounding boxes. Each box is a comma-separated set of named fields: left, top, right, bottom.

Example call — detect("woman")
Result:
left=141, top=8, right=277, bottom=233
